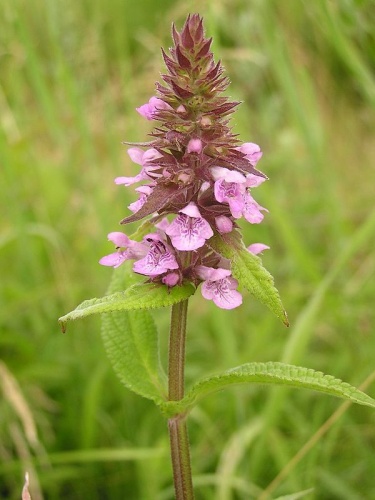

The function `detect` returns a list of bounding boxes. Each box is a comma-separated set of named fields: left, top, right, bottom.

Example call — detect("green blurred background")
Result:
left=1, top=0, right=375, bottom=498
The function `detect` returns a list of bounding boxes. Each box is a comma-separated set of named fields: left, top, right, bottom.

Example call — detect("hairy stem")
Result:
left=168, top=299, right=194, bottom=499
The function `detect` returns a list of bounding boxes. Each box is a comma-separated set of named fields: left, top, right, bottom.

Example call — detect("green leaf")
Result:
left=58, top=281, right=196, bottom=331
left=101, top=265, right=167, bottom=403
left=209, top=231, right=289, bottom=326
left=161, top=362, right=375, bottom=417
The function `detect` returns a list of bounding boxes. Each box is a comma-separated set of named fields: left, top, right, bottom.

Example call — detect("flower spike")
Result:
left=100, top=14, right=269, bottom=309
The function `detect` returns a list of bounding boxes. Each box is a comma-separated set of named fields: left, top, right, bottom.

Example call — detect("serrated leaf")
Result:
left=101, top=264, right=167, bottom=403
left=161, top=362, right=375, bottom=417
left=59, top=281, right=196, bottom=331
left=209, top=231, right=289, bottom=326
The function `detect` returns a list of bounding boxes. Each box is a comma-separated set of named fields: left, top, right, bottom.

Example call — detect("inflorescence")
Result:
left=100, top=14, right=269, bottom=309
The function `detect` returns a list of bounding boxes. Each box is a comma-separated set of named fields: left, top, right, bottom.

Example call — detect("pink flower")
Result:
left=165, top=203, right=213, bottom=251
left=242, top=192, right=268, bottom=224
left=211, top=166, right=267, bottom=223
left=236, top=142, right=263, bottom=166
left=211, top=167, right=247, bottom=217
left=248, top=243, right=270, bottom=255
left=211, top=166, right=246, bottom=184
left=196, top=266, right=242, bottom=310
left=245, top=173, right=267, bottom=188
left=136, top=97, right=172, bottom=120
left=214, top=178, right=245, bottom=218
left=115, top=148, right=162, bottom=186
left=133, top=235, right=179, bottom=277
left=128, top=185, right=153, bottom=213
left=99, top=232, right=147, bottom=268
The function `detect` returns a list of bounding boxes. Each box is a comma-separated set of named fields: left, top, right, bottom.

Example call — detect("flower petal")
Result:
left=165, top=214, right=213, bottom=251
left=245, top=173, right=267, bottom=188
left=237, top=142, right=263, bottom=166
left=195, top=265, right=231, bottom=281
left=242, top=192, right=267, bottom=224
left=211, top=166, right=246, bottom=183
left=127, top=147, right=145, bottom=165
left=201, top=277, right=242, bottom=309
left=133, top=239, right=179, bottom=276
left=180, top=202, right=202, bottom=218
left=248, top=243, right=270, bottom=255
left=99, top=251, right=129, bottom=268
left=136, top=97, right=172, bottom=120
left=107, top=232, right=131, bottom=247
left=142, top=148, right=163, bottom=163
left=114, top=173, right=145, bottom=186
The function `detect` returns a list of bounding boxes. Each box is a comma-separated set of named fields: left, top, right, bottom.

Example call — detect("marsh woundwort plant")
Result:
left=60, top=14, right=375, bottom=500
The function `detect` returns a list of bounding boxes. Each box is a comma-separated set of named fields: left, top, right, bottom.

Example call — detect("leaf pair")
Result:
left=79, top=264, right=375, bottom=416
left=59, top=230, right=288, bottom=330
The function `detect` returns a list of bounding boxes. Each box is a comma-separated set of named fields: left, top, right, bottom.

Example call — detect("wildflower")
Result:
left=236, top=142, right=263, bottom=166
left=136, top=96, right=172, bottom=120
left=115, top=148, right=162, bottom=186
left=100, top=14, right=270, bottom=310
left=242, top=191, right=268, bottom=224
left=99, top=232, right=147, bottom=268
left=128, top=185, right=153, bottom=213
left=133, top=234, right=179, bottom=277
left=165, top=203, right=213, bottom=251
left=248, top=243, right=270, bottom=255
left=212, top=167, right=267, bottom=223
left=196, top=266, right=242, bottom=310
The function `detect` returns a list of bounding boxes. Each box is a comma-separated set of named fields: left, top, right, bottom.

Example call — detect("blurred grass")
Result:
left=1, top=0, right=375, bottom=498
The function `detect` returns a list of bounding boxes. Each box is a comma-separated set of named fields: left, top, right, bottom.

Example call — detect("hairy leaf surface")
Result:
left=59, top=281, right=195, bottom=331
left=101, top=265, right=167, bottom=403
left=209, top=232, right=289, bottom=325
left=161, top=362, right=375, bottom=416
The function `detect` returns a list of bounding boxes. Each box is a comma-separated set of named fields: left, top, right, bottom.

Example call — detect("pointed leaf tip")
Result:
left=58, top=281, right=196, bottom=326
left=209, top=232, right=288, bottom=325
left=160, top=362, right=375, bottom=417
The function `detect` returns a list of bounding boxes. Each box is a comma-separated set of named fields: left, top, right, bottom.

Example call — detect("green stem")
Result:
left=168, top=299, right=194, bottom=500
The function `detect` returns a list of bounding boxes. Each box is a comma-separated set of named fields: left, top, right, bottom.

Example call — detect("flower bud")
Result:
left=215, top=215, right=233, bottom=234
left=187, top=138, right=203, bottom=154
